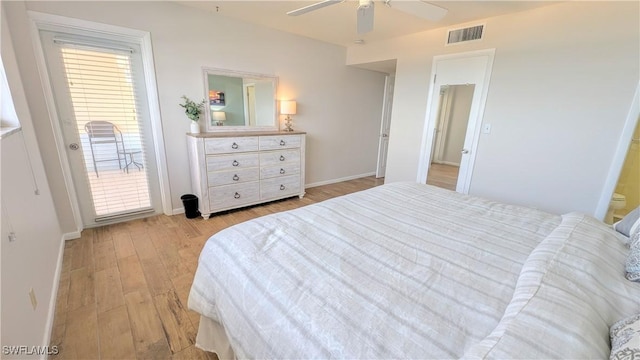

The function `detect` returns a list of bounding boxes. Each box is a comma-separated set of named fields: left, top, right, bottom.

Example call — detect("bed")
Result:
left=188, top=182, right=640, bottom=359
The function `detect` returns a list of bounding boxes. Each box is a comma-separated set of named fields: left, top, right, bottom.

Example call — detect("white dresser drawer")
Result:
left=260, top=149, right=300, bottom=166
left=207, top=168, right=259, bottom=187
left=205, top=137, right=259, bottom=154
left=260, top=163, right=300, bottom=179
left=209, top=181, right=260, bottom=211
left=260, top=175, right=301, bottom=200
left=259, top=135, right=301, bottom=150
left=206, top=153, right=259, bottom=172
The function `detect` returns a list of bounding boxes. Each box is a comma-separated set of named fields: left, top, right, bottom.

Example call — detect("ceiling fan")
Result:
left=286, top=0, right=448, bottom=35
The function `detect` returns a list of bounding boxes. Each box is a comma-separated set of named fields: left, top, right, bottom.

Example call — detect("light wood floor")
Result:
left=49, top=176, right=385, bottom=360
left=426, top=163, right=459, bottom=191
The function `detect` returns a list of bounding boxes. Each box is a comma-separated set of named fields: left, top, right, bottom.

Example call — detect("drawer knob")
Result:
left=279, top=155, right=285, bottom=161
left=234, top=192, right=241, bottom=199
left=231, top=142, right=239, bottom=149
left=232, top=160, right=239, bottom=167
left=280, top=168, right=285, bottom=174
left=280, top=184, right=286, bottom=190
left=233, top=174, right=239, bottom=181
left=280, top=140, right=286, bottom=146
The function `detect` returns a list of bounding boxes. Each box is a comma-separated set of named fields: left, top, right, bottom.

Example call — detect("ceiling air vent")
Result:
left=446, top=24, right=484, bottom=45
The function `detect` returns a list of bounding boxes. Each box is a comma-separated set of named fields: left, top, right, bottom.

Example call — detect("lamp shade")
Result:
left=212, top=111, right=226, bottom=121
left=280, top=100, right=297, bottom=115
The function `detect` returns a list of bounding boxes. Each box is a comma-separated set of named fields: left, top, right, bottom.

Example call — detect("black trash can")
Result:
left=180, top=194, right=201, bottom=219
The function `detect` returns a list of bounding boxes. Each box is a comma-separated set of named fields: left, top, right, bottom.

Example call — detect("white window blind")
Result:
left=57, top=41, right=152, bottom=219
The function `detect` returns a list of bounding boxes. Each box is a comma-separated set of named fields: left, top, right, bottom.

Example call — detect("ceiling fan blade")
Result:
left=389, top=1, right=447, bottom=22
left=286, top=0, right=342, bottom=16
left=357, top=3, right=374, bottom=34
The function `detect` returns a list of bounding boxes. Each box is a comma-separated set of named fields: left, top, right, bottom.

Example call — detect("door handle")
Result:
left=461, top=149, right=470, bottom=154
left=69, top=143, right=79, bottom=150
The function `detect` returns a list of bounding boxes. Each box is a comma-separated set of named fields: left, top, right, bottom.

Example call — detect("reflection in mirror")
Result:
left=426, top=84, right=475, bottom=191
left=203, top=68, right=278, bottom=131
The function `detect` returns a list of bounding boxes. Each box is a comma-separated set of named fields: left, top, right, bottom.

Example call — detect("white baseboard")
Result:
left=305, top=172, right=376, bottom=189
left=172, top=208, right=185, bottom=216
left=42, top=236, right=66, bottom=358
left=62, top=230, right=81, bottom=241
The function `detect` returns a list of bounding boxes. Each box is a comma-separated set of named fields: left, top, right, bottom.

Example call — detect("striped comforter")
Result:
left=188, top=182, right=639, bottom=358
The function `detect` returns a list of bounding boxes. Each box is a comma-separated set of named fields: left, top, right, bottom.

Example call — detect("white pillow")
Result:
left=610, top=313, right=640, bottom=360
left=613, top=206, right=640, bottom=239
left=625, top=227, right=640, bottom=282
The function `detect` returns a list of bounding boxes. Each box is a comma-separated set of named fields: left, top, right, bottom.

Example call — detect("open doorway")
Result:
left=427, top=84, right=474, bottom=190
left=607, top=119, right=640, bottom=224
left=596, top=83, right=639, bottom=222
left=244, top=83, right=256, bottom=126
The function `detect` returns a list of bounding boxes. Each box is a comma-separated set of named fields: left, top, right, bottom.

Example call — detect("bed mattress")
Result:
left=188, top=182, right=639, bottom=358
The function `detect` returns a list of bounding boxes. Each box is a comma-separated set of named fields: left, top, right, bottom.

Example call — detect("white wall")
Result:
left=1, top=5, right=64, bottom=356
left=2, top=2, right=77, bottom=233
left=347, top=1, right=639, bottom=216
left=5, top=1, right=386, bottom=228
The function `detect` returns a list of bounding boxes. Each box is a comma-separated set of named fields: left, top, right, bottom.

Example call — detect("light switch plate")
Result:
left=29, top=288, right=37, bottom=310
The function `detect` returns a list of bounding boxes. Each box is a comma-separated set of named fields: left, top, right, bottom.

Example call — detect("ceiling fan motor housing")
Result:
left=358, top=0, right=373, bottom=10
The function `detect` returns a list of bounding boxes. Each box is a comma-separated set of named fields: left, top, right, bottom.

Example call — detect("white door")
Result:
left=419, top=50, right=495, bottom=193
left=39, top=30, right=162, bottom=227
left=376, top=75, right=395, bottom=178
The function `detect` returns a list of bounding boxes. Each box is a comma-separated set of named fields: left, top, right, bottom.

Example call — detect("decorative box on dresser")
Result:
left=187, top=131, right=306, bottom=219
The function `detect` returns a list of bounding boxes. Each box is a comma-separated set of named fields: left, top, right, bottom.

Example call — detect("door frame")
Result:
left=417, top=49, right=495, bottom=193
left=28, top=11, right=172, bottom=235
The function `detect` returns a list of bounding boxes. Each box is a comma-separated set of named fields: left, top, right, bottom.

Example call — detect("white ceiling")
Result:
left=179, top=1, right=558, bottom=47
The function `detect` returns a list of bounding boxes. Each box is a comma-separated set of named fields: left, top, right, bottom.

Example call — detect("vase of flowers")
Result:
left=179, top=95, right=205, bottom=134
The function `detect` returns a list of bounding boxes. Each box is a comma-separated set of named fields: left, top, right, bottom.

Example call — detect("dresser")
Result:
left=186, top=131, right=306, bottom=218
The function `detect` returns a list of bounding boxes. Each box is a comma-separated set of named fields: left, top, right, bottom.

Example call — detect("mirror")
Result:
left=427, top=84, right=475, bottom=192
left=203, top=68, right=278, bottom=131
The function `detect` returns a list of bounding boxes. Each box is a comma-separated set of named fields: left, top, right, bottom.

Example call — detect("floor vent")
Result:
left=447, top=24, right=484, bottom=45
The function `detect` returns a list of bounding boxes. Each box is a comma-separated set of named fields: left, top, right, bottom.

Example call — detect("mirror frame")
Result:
left=202, top=67, right=279, bottom=132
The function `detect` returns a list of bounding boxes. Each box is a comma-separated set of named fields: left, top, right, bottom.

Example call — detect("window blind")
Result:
left=57, top=42, right=153, bottom=219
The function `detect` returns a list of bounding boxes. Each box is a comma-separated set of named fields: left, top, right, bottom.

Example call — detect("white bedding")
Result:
left=463, top=212, right=640, bottom=359
left=189, top=182, right=575, bottom=358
